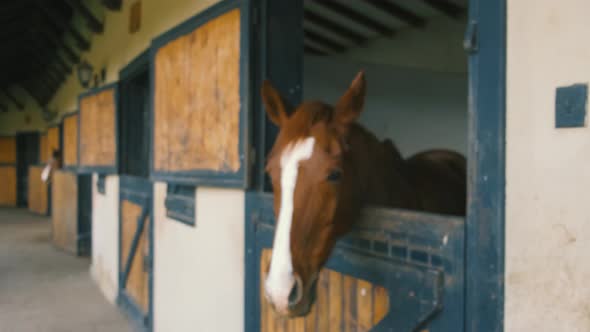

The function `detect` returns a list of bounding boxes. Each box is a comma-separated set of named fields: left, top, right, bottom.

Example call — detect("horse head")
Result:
left=41, top=149, right=62, bottom=183
left=261, top=71, right=366, bottom=317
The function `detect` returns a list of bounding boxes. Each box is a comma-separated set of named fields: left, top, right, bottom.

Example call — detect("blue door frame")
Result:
left=465, top=0, right=506, bottom=331
left=244, top=0, right=506, bottom=331
left=116, top=48, right=154, bottom=332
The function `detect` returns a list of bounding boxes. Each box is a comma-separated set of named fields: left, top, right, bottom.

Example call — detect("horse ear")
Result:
left=261, top=80, right=290, bottom=127
left=335, top=70, right=366, bottom=128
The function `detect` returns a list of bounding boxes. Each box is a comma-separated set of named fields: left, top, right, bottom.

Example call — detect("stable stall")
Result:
left=51, top=112, right=92, bottom=256
left=0, top=136, right=17, bottom=207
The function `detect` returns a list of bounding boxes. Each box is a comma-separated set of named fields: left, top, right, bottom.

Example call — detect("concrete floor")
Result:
left=0, top=208, right=131, bottom=332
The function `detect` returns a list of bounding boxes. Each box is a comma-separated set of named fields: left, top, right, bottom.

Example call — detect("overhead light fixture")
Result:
left=77, top=60, right=94, bottom=88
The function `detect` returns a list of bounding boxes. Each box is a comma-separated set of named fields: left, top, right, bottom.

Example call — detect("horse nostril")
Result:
left=288, top=274, right=304, bottom=308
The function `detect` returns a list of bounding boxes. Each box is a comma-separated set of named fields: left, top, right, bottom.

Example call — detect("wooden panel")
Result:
left=0, top=166, right=16, bottom=206
left=28, top=166, right=48, bottom=215
left=121, top=200, right=149, bottom=313
left=47, top=126, right=60, bottom=157
left=154, top=9, right=241, bottom=173
left=52, top=170, right=78, bottom=253
left=79, top=88, right=117, bottom=167
left=0, top=136, right=16, bottom=164
left=39, top=134, right=48, bottom=163
left=260, top=249, right=389, bottom=332
left=63, top=114, right=79, bottom=166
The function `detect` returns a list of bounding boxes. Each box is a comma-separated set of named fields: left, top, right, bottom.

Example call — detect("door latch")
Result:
left=463, top=20, right=478, bottom=54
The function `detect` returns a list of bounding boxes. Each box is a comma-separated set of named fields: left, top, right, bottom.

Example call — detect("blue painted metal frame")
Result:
left=117, top=175, right=154, bottom=332
left=245, top=193, right=465, bottom=332
left=116, top=48, right=154, bottom=332
left=555, top=83, right=587, bottom=128
left=164, top=184, right=196, bottom=226
left=77, top=172, right=92, bottom=256
left=15, top=131, right=40, bottom=209
left=96, top=174, right=107, bottom=195
left=465, top=0, right=506, bottom=331
left=148, top=0, right=252, bottom=188
left=77, top=81, right=120, bottom=174
left=61, top=111, right=79, bottom=173
left=120, top=49, right=150, bottom=82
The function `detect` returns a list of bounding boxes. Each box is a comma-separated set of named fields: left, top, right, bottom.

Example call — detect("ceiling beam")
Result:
left=101, top=0, right=122, bottom=11
left=313, top=1, right=395, bottom=37
left=27, top=25, right=80, bottom=65
left=20, top=82, right=45, bottom=107
left=65, top=0, right=104, bottom=33
left=304, top=44, right=329, bottom=56
left=304, top=29, right=347, bottom=53
left=36, top=1, right=91, bottom=50
left=2, top=89, right=24, bottom=110
left=304, top=9, right=367, bottom=45
left=422, top=0, right=466, bottom=19
left=362, top=0, right=426, bottom=28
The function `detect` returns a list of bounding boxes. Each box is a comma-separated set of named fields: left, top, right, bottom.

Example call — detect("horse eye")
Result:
left=326, top=169, right=342, bottom=182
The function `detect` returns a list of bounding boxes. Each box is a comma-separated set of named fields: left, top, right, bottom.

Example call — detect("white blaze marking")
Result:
left=265, top=137, right=315, bottom=312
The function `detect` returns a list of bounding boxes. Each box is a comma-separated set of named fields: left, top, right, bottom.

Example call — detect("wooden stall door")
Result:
left=260, top=249, right=389, bottom=332
left=0, top=136, right=17, bottom=206
left=151, top=1, right=248, bottom=186
left=51, top=169, right=92, bottom=255
left=78, top=84, right=118, bottom=173
left=52, top=170, right=78, bottom=253
left=0, top=166, right=17, bottom=206
left=28, top=165, right=48, bottom=215
left=246, top=193, right=465, bottom=332
left=118, top=176, right=153, bottom=329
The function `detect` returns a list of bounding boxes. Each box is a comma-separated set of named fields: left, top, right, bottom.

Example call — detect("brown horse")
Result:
left=261, top=71, right=466, bottom=318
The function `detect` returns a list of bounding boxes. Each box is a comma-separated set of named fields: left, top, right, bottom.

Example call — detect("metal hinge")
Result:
left=463, top=20, right=478, bottom=54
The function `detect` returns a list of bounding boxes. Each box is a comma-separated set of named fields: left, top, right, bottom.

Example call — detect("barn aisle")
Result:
left=0, top=208, right=130, bottom=332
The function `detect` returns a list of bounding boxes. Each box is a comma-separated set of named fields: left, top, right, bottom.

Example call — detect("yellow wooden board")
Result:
left=260, top=249, right=389, bottom=332
left=47, top=126, right=60, bottom=158
left=0, top=166, right=16, bottom=206
left=28, top=166, right=48, bottom=215
left=0, top=136, right=16, bottom=164
left=121, top=200, right=149, bottom=312
left=154, top=9, right=241, bottom=173
left=79, top=88, right=116, bottom=166
left=52, top=170, right=78, bottom=253
left=63, top=114, right=79, bottom=166
left=39, top=134, right=48, bottom=163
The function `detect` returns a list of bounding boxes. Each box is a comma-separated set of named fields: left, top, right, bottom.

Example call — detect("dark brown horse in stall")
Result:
left=261, top=71, right=466, bottom=318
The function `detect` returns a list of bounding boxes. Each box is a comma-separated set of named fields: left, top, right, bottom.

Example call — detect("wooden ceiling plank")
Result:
left=36, top=1, right=91, bottom=50
left=422, top=0, right=466, bottom=19
left=304, top=28, right=347, bottom=52
left=363, top=0, right=426, bottom=28
left=313, top=1, right=395, bottom=37
left=2, top=89, right=24, bottom=110
left=304, top=9, right=367, bottom=45
left=101, top=0, right=122, bottom=11
left=64, top=0, right=104, bottom=33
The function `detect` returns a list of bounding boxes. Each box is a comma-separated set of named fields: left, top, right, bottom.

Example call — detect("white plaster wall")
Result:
left=89, top=174, right=120, bottom=303
left=506, top=1, right=590, bottom=331
left=153, top=183, right=244, bottom=332
left=304, top=56, right=467, bottom=156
